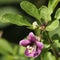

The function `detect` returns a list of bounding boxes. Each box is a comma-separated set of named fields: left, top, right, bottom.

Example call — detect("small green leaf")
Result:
left=46, top=20, right=59, bottom=31
left=49, top=26, right=60, bottom=38
left=39, top=6, right=51, bottom=23
left=0, top=14, right=31, bottom=26
left=54, top=39, right=60, bottom=48
left=0, top=38, right=13, bottom=54
left=48, top=0, right=59, bottom=14
left=20, top=1, right=40, bottom=20
left=43, top=52, right=56, bottom=60
left=54, top=8, right=60, bottom=19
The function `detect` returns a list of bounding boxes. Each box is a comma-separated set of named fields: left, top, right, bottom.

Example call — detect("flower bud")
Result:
left=32, top=21, right=38, bottom=29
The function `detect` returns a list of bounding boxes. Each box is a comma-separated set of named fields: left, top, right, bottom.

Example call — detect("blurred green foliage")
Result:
left=0, top=6, right=19, bottom=28
left=0, top=0, right=24, bottom=4
left=0, top=0, right=60, bottom=60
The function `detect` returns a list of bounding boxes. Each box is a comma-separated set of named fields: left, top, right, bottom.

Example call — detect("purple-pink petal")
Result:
left=25, top=49, right=35, bottom=57
left=27, top=32, right=36, bottom=42
left=19, top=39, right=30, bottom=47
left=36, top=41, right=44, bottom=50
left=33, top=48, right=41, bottom=58
left=25, top=48, right=41, bottom=58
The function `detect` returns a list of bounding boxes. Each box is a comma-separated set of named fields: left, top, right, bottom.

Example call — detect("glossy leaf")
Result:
left=48, top=0, right=59, bottom=8
left=54, top=8, right=60, bottom=19
left=20, top=1, right=40, bottom=20
left=49, top=26, right=60, bottom=38
left=0, top=14, right=31, bottom=26
left=46, top=20, right=59, bottom=31
left=39, top=6, right=51, bottom=23
left=0, top=38, right=13, bottom=54
left=48, top=0, right=59, bottom=14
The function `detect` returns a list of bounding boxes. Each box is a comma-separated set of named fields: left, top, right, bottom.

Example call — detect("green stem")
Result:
left=45, top=31, right=58, bottom=60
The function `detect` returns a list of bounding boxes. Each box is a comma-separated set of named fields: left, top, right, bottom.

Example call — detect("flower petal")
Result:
left=33, top=48, right=41, bottom=58
left=25, top=47, right=41, bottom=58
left=19, top=39, right=30, bottom=47
left=36, top=41, right=44, bottom=50
left=25, top=49, right=35, bottom=57
left=28, top=32, right=36, bottom=42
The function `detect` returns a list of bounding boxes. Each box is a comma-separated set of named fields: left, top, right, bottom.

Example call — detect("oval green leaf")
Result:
left=48, top=0, right=59, bottom=14
left=46, top=20, right=59, bottom=31
left=0, top=14, right=31, bottom=26
left=20, top=1, right=40, bottom=20
left=49, top=26, right=60, bottom=38
left=39, top=6, right=51, bottom=23
left=54, top=8, right=60, bottom=20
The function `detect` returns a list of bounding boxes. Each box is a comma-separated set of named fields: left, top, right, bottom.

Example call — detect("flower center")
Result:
left=27, top=45, right=36, bottom=54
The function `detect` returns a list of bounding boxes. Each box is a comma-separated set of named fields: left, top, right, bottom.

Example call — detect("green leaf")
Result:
left=0, top=6, right=20, bottom=28
left=0, top=38, right=13, bottom=54
left=43, top=52, right=56, bottom=60
left=0, top=14, right=31, bottom=26
left=49, top=26, right=60, bottom=38
left=39, top=6, right=51, bottom=23
left=54, top=8, right=60, bottom=19
left=46, top=20, right=59, bottom=31
left=48, top=0, right=59, bottom=14
left=20, top=1, right=40, bottom=20
left=54, top=39, right=60, bottom=48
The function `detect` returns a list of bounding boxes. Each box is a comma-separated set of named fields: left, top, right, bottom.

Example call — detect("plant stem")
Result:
left=45, top=31, right=58, bottom=60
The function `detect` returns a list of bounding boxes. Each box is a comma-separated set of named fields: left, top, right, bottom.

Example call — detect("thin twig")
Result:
left=46, top=31, right=58, bottom=60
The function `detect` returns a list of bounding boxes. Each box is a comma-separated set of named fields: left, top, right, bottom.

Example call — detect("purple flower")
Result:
left=19, top=32, right=44, bottom=58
